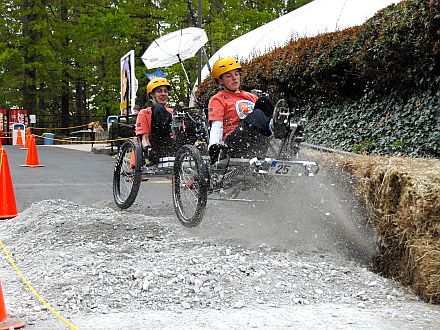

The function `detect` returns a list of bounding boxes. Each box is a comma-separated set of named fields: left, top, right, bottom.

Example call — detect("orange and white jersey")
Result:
left=208, top=90, right=258, bottom=140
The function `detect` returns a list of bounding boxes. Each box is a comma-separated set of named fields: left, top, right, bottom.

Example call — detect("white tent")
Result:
left=198, top=0, right=402, bottom=85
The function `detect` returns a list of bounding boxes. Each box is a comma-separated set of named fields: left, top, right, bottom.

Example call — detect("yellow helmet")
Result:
left=146, top=78, right=171, bottom=94
left=212, top=56, right=242, bottom=80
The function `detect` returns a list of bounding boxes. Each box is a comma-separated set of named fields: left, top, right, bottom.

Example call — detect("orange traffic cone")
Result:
left=21, top=128, right=32, bottom=150
left=20, top=135, right=44, bottom=167
left=0, top=281, right=25, bottom=330
left=21, top=133, right=30, bottom=150
left=15, top=128, right=23, bottom=146
left=0, top=148, right=18, bottom=219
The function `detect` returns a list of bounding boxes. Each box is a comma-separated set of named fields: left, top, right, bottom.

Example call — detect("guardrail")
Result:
left=302, top=142, right=358, bottom=157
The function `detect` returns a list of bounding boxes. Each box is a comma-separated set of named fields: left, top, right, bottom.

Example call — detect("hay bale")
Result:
left=410, top=238, right=440, bottom=303
left=316, top=152, right=440, bottom=303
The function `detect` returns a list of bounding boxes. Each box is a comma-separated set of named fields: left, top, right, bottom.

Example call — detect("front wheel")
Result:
left=172, top=144, right=209, bottom=227
left=113, top=139, right=143, bottom=209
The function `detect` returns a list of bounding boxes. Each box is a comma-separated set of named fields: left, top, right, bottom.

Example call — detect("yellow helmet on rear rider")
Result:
left=146, top=78, right=171, bottom=94
left=212, top=56, right=242, bottom=80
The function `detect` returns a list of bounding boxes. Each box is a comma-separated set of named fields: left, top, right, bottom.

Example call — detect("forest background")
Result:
left=0, top=0, right=311, bottom=128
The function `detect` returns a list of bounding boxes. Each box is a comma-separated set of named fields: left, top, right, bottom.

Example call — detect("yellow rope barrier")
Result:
left=32, top=122, right=103, bottom=131
left=1, top=134, right=134, bottom=144
left=33, top=134, right=135, bottom=144
left=32, top=124, right=90, bottom=131
left=0, top=240, right=79, bottom=330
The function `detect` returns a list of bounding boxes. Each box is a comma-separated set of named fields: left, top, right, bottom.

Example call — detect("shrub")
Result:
left=196, top=0, right=440, bottom=157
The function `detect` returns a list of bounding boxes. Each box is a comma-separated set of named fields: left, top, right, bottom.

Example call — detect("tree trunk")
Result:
left=60, top=5, right=70, bottom=128
left=38, top=82, right=45, bottom=118
left=75, top=78, right=88, bottom=125
left=21, top=0, right=38, bottom=115
left=61, top=83, right=70, bottom=128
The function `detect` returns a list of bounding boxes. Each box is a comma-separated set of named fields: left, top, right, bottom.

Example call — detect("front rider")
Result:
left=135, top=78, right=176, bottom=163
left=208, top=56, right=291, bottom=160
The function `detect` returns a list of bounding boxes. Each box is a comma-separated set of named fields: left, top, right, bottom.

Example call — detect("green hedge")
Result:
left=304, top=89, right=439, bottom=156
left=196, top=0, right=440, bottom=157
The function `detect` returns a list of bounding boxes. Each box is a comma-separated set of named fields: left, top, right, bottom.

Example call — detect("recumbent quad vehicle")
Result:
left=113, top=27, right=318, bottom=227
left=113, top=98, right=318, bottom=227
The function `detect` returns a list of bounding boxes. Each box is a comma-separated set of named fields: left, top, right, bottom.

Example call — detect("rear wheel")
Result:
left=113, top=139, right=142, bottom=209
left=172, top=145, right=209, bottom=227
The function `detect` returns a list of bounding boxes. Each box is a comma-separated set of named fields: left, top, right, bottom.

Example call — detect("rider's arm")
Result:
left=208, top=93, right=226, bottom=147
left=208, top=121, right=223, bottom=148
left=141, top=134, right=151, bottom=148
left=135, top=108, right=152, bottom=148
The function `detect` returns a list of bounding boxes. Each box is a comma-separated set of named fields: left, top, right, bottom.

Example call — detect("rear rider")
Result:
left=135, top=78, right=176, bottom=162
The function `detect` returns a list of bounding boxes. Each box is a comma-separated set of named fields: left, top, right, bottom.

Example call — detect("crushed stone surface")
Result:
left=0, top=200, right=439, bottom=329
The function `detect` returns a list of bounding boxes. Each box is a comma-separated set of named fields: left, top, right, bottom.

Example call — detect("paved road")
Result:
left=4, top=144, right=114, bottom=211
left=3, top=144, right=170, bottom=213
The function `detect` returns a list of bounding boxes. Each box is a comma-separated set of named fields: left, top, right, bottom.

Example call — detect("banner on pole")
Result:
left=120, top=50, right=138, bottom=116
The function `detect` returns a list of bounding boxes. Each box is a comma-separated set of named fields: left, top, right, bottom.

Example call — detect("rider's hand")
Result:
left=209, top=143, right=226, bottom=164
left=143, top=146, right=159, bottom=164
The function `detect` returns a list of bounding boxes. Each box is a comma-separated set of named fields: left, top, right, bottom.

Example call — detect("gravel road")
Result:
left=0, top=147, right=439, bottom=329
left=1, top=198, right=439, bottom=329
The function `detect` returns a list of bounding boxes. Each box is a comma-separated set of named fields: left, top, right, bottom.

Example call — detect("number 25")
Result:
left=275, top=164, right=290, bottom=174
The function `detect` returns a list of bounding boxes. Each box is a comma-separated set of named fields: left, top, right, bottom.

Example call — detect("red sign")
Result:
left=0, top=109, right=7, bottom=131
left=8, top=109, right=28, bottom=130
left=0, top=109, right=28, bottom=145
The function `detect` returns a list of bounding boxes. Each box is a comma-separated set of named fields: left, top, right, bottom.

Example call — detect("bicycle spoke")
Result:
left=179, top=165, right=199, bottom=217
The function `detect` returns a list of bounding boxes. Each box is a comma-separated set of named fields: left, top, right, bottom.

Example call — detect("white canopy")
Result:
left=141, top=27, right=208, bottom=69
left=199, top=0, right=402, bottom=85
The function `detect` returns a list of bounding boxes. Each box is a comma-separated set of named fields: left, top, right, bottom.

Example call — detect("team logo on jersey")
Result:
left=235, top=100, right=255, bottom=119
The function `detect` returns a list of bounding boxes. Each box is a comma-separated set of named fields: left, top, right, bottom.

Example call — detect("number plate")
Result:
left=268, top=161, right=296, bottom=176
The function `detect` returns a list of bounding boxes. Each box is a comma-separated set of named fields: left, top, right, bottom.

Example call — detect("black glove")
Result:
left=209, top=143, right=226, bottom=164
left=143, top=146, right=159, bottom=165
